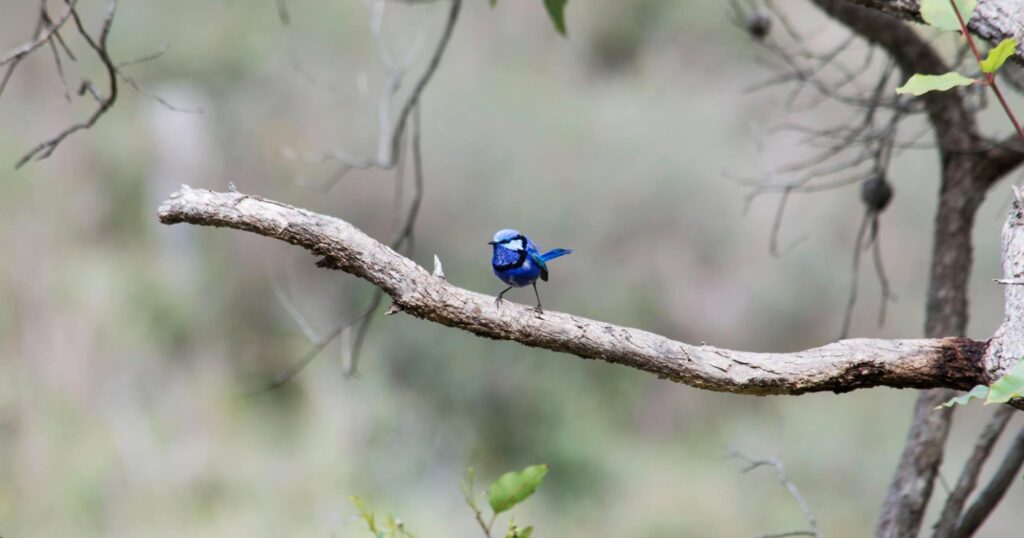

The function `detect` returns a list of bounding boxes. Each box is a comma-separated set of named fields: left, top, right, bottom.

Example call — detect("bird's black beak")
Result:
left=487, top=241, right=496, bottom=245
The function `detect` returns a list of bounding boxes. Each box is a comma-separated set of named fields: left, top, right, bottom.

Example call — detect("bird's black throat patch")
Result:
left=493, top=248, right=528, bottom=271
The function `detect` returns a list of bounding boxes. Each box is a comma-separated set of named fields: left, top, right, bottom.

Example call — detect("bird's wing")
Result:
left=530, top=251, right=549, bottom=281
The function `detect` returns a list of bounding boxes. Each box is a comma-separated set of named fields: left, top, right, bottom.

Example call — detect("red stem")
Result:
left=949, top=0, right=1024, bottom=144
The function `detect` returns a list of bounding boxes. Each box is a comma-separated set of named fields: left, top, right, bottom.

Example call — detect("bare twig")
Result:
left=319, top=0, right=461, bottom=185
left=269, top=264, right=319, bottom=342
left=347, top=102, right=425, bottom=377
left=117, top=70, right=203, bottom=114
left=933, top=405, right=1015, bottom=537
left=265, top=101, right=426, bottom=383
left=115, top=43, right=169, bottom=68
left=841, top=212, right=872, bottom=339
left=344, top=289, right=385, bottom=378
left=262, top=0, right=456, bottom=385
left=16, top=0, right=119, bottom=169
left=840, top=208, right=895, bottom=339
left=8, top=1, right=193, bottom=168
left=728, top=448, right=820, bottom=538
left=953, top=426, right=1024, bottom=537
left=0, top=0, right=77, bottom=67
left=244, top=302, right=378, bottom=397
left=870, top=218, right=894, bottom=326
left=461, top=468, right=494, bottom=538
left=1, top=1, right=74, bottom=98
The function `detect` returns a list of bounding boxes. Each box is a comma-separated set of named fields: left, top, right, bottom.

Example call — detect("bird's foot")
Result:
left=533, top=304, right=544, bottom=315
left=495, top=297, right=504, bottom=309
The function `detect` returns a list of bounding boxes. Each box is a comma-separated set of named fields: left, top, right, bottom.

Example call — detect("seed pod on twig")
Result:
left=746, top=12, right=771, bottom=41
left=861, top=173, right=893, bottom=213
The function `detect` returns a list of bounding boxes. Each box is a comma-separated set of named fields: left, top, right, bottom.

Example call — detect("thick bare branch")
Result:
left=156, top=186, right=999, bottom=396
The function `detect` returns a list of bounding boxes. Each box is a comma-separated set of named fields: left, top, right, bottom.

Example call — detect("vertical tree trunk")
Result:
left=876, top=156, right=986, bottom=537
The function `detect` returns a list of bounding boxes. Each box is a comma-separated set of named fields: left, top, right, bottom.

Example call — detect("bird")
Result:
left=489, top=229, right=572, bottom=314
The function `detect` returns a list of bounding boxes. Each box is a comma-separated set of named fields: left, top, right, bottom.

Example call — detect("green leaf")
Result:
left=896, top=72, right=976, bottom=96
left=543, top=0, right=568, bottom=36
left=487, top=464, right=548, bottom=514
left=505, top=518, right=534, bottom=538
left=505, top=526, right=534, bottom=538
left=987, top=358, right=1024, bottom=404
left=490, top=0, right=497, bottom=7
left=920, top=0, right=977, bottom=31
left=935, top=384, right=989, bottom=409
left=981, top=39, right=1018, bottom=73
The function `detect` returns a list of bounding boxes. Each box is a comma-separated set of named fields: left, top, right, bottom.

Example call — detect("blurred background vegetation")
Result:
left=2, top=1, right=1023, bottom=536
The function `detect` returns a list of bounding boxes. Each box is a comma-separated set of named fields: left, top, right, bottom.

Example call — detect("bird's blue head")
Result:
left=489, top=229, right=526, bottom=252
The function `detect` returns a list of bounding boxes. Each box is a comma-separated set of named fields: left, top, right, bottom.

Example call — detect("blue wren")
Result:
left=489, top=229, right=572, bottom=313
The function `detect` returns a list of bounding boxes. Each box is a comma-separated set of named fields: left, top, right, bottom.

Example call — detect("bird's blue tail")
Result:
left=540, top=248, right=572, bottom=262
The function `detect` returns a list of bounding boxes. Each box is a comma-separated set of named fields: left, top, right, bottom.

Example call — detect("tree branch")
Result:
left=157, top=186, right=1002, bottom=395
left=805, top=3, right=1024, bottom=535
left=953, top=425, right=1024, bottom=537
left=0, top=0, right=77, bottom=68
left=811, top=0, right=979, bottom=152
left=845, top=0, right=1024, bottom=64
left=728, top=448, right=820, bottom=538
left=16, top=0, right=119, bottom=169
left=933, top=405, right=1015, bottom=537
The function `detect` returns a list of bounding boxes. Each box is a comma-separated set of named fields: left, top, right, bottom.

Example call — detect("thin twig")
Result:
left=45, top=27, right=71, bottom=102
left=261, top=2, right=452, bottom=386
left=320, top=0, right=461, bottom=185
left=118, top=71, right=203, bottom=114
left=953, top=425, right=1024, bottom=537
left=243, top=302, right=378, bottom=397
left=933, top=405, right=1014, bottom=537
left=728, top=448, right=820, bottom=538
left=870, top=220, right=894, bottom=327
left=16, top=0, right=119, bottom=169
left=346, top=103, right=426, bottom=377
left=0, top=0, right=78, bottom=67
left=841, top=212, right=871, bottom=339
left=116, top=43, right=169, bottom=68
left=754, top=532, right=817, bottom=538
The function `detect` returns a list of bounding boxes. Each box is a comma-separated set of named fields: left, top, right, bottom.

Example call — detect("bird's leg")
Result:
left=532, top=282, right=544, bottom=314
left=495, top=285, right=514, bottom=309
